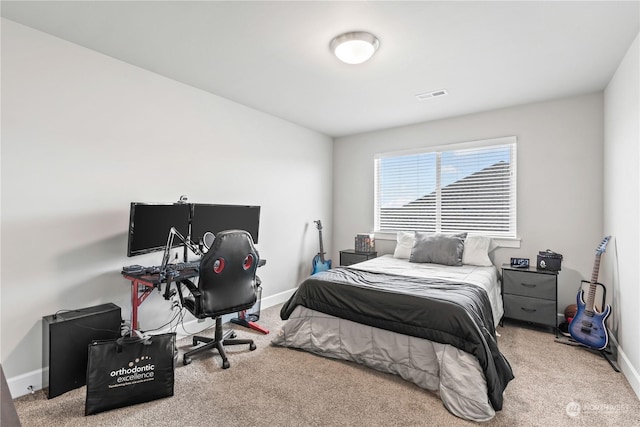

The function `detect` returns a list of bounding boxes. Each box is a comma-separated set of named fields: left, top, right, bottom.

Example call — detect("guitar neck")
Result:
left=318, top=229, right=326, bottom=263
left=585, top=253, right=602, bottom=313
left=590, top=253, right=602, bottom=284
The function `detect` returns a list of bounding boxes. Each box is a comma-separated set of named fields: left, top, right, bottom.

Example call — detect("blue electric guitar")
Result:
left=311, top=220, right=332, bottom=275
left=569, top=236, right=611, bottom=350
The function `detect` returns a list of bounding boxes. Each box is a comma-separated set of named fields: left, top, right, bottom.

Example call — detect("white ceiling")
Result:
left=2, top=1, right=639, bottom=137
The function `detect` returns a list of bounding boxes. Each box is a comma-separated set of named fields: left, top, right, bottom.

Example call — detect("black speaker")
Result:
left=42, top=303, right=121, bottom=399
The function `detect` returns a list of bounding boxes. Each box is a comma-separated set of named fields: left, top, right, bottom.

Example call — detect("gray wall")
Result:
left=1, top=19, right=333, bottom=390
left=603, top=33, right=640, bottom=397
left=333, top=93, right=604, bottom=321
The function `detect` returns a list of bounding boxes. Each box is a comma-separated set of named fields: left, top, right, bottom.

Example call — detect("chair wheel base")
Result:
left=182, top=318, right=256, bottom=368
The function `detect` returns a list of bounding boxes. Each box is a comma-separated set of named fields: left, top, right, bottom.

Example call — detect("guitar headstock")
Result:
left=596, top=236, right=611, bottom=255
left=314, top=220, right=323, bottom=231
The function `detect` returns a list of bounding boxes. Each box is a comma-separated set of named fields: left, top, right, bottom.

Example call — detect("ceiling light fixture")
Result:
left=330, top=31, right=380, bottom=65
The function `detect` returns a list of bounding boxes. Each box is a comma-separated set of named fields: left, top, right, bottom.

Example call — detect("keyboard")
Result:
left=122, top=260, right=200, bottom=277
left=170, top=260, right=200, bottom=271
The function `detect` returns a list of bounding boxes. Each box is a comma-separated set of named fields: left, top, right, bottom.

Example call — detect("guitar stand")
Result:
left=230, top=310, right=270, bottom=335
left=554, top=280, right=619, bottom=372
left=554, top=335, right=620, bottom=372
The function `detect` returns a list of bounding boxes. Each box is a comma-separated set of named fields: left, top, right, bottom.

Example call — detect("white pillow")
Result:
left=393, top=231, right=415, bottom=259
left=462, top=235, right=494, bottom=267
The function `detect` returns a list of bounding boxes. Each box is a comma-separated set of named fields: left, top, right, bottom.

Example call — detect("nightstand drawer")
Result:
left=340, top=250, right=377, bottom=266
left=503, top=270, right=556, bottom=300
left=503, top=294, right=556, bottom=326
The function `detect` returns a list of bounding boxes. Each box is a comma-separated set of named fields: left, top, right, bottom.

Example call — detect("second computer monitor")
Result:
left=190, top=204, right=260, bottom=245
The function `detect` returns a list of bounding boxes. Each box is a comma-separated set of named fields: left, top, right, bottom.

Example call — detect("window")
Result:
left=374, top=136, right=517, bottom=238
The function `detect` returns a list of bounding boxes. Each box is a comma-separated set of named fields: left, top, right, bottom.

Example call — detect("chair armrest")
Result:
left=180, top=279, right=201, bottom=297
left=177, top=279, right=203, bottom=316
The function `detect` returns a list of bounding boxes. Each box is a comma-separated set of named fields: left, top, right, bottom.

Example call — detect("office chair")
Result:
left=176, top=230, right=259, bottom=368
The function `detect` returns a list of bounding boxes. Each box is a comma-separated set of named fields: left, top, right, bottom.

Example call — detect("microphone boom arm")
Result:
left=160, top=227, right=204, bottom=274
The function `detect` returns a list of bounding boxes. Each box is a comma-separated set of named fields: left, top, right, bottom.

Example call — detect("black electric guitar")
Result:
left=311, top=220, right=332, bottom=275
left=568, top=236, right=611, bottom=350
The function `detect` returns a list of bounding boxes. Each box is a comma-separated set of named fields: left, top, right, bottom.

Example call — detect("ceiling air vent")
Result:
left=415, top=89, right=448, bottom=101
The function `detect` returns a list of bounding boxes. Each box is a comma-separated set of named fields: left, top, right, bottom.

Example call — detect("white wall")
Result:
left=0, top=19, right=333, bottom=393
left=603, top=33, right=640, bottom=397
left=333, top=93, right=604, bottom=322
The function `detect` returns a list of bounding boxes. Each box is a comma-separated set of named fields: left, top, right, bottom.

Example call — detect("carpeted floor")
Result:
left=13, top=304, right=640, bottom=426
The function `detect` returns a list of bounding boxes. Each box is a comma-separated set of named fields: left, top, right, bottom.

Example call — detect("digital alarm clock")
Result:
left=510, top=257, right=530, bottom=268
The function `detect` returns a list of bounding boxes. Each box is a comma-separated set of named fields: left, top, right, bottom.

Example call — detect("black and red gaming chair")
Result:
left=177, top=229, right=259, bottom=368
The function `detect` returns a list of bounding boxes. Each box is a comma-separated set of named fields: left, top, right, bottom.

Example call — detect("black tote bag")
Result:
left=85, top=332, right=176, bottom=415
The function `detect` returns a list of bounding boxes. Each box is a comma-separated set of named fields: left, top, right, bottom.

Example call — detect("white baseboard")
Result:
left=7, top=287, right=297, bottom=399
left=606, top=330, right=640, bottom=400
left=260, top=287, right=297, bottom=310
left=617, top=346, right=640, bottom=399
left=7, top=368, right=43, bottom=399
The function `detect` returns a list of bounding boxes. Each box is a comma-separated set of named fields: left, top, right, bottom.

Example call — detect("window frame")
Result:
left=374, top=136, right=518, bottom=240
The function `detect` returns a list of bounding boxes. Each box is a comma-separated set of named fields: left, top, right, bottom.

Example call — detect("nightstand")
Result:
left=501, top=265, right=558, bottom=334
left=339, top=250, right=377, bottom=266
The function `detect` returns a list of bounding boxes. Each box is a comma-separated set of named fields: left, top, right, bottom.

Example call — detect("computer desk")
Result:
left=121, top=268, right=199, bottom=335
left=122, top=258, right=269, bottom=336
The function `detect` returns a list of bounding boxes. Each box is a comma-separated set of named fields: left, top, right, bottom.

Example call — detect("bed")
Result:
left=271, top=233, right=514, bottom=422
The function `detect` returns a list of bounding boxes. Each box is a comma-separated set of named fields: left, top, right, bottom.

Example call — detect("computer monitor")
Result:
left=127, top=203, right=191, bottom=257
left=190, top=204, right=260, bottom=245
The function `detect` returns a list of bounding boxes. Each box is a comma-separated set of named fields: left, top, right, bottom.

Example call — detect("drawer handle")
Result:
left=520, top=307, right=537, bottom=313
left=520, top=282, right=537, bottom=288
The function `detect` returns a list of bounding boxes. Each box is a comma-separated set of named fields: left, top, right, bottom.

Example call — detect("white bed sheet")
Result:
left=347, top=254, right=503, bottom=327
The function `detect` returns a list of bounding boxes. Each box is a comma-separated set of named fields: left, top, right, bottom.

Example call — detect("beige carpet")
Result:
left=13, top=304, right=640, bottom=426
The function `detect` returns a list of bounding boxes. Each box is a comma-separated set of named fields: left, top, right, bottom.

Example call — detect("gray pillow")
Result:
left=409, top=232, right=467, bottom=266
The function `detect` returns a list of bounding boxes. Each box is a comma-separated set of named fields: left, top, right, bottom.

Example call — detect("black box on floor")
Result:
left=42, top=303, right=121, bottom=399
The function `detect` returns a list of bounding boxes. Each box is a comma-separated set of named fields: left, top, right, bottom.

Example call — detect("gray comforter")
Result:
left=279, top=267, right=514, bottom=411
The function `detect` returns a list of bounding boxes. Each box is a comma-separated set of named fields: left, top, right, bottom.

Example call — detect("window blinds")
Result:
left=374, top=137, right=517, bottom=238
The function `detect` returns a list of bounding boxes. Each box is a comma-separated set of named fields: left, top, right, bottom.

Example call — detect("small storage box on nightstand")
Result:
left=502, top=265, right=558, bottom=334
